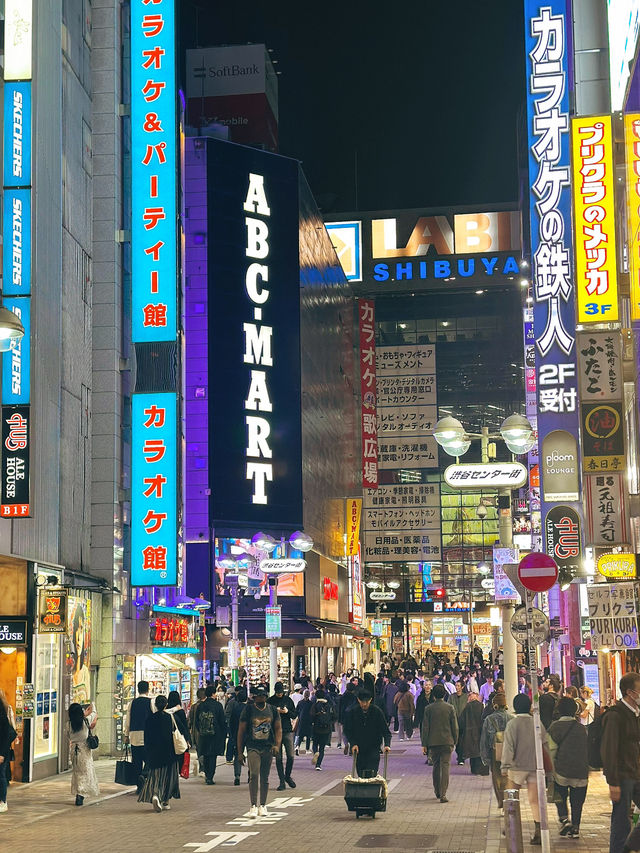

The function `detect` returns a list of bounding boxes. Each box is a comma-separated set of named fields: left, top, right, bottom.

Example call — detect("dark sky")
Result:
left=180, top=1, right=525, bottom=213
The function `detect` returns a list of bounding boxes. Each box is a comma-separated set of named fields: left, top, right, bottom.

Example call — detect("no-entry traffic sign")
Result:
left=517, top=552, right=558, bottom=593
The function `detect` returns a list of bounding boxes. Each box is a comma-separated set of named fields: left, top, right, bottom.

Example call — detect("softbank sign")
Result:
left=243, top=174, right=274, bottom=505
left=206, top=139, right=302, bottom=530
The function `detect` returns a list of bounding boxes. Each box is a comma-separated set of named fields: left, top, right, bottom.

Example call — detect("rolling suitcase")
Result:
left=344, top=750, right=388, bottom=819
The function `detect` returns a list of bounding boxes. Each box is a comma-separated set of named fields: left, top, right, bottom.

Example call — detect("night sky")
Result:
left=180, top=1, right=525, bottom=213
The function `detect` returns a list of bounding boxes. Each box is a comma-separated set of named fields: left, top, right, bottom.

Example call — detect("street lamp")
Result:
left=0, top=305, right=24, bottom=353
left=251, top=532, right=277, bottom=552
left=289, top=531, right=314, bottom=552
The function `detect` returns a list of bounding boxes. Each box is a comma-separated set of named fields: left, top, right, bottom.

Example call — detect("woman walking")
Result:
left=0, top=696, right=16, bottom=812
left=294, top=689, right=313, bottom=754
left=310, top=689, right=334, bottom=770
left=458, top=693, right=488, bottom=775
left=480, top=693, right=510, bottom=808
left=138, top=694, right=180, bottom=812
left=548, top=697, right=589, bottom=838
left=166, top=691, right=191, bottom=778
left=68, top=702, right=99, bottom=806
left=394, top=682, right=416, bottom=740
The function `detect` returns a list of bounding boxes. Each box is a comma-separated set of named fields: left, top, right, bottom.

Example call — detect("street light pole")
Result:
left=499, top=486, right=518, bottom=707
left=269, top=575, right=278, bottom=691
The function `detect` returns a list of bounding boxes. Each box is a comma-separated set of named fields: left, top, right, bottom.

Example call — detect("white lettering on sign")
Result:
left=0, top=625, right=24, bottom=642
left=10, top=305, right=22, bottom=396
left=12, top=196, right=23, bottom=287
left=12, top=90, right=23, bottom=179
left=244, top=173, right=274, bottom=505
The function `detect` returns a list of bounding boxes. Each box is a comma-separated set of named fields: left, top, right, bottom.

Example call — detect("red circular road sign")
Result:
left=517, top=552, right=559, bottom=593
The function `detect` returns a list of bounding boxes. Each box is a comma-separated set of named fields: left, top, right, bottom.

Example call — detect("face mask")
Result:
left=255, top=698, right=266, bottom=707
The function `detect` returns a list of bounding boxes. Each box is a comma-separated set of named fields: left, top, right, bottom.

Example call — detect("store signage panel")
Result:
left=39, top=591, right=67, bottom=633
left=625, top=114, right=640, bottom=320
left=3, top=82, right=31, bottom=188
left=259, top=558, right=306, bottom=574
left=597, top=552, right=637, bottom=580
left=349, top=549, right=365, bottom=625
left=362, top=531, right=441, bottom=562
left=207, top=139, right=303, bottom=528
left=4, top=0, right=33, bottom=81
left=131, top=392, right=178, bottom=586
left=377, top=404, right=436, bottom=437
left=540, top=430, right=580, bottom=502
left=493, top=546, right=520, bottom=602
left=608, top=1, right=640, bottom=111
left=325, top=221, right=362, bottom=281
left=577, top=331, right=622, bottom=402
left=363, top=505, right=440, bottom=531
left=265, top=605, right=282, bottom=639
left=377, top=373, right=435, bottom=407
left=0, top=405, right=29, bottom=517
left=364, top=483, right=441, bottom=509
left=581, top=402, right=625, bottom=472
left=525, top=2, right=581, bottom=520
left=544, top=505, right=581, bottom=575
left=0, top=618, right=27, bottom=645
left=588, top=582, right=639, bottom=649
left=345, top=498, right=362, bottom=558
left=130, top=0, right=177, bottom=342
left=376, top=345, right=435, bottom=376
left=358, top=299, right=378, bottom=488
left=2, top=298, right=30, bottom=405
left=571, top=115, right=618, bottom=322
left=585, top=472, right=628, bottom=546
left=377, top=436, right=437, bottom=469
left=2, top=188, right=31, bottom=296
left=444, top=462, right=527, bottom=490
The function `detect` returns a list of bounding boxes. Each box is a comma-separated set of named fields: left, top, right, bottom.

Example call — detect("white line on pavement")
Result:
left=311, top=779, right=342, bottom=797
left=387, top=778, right=402, bottom=793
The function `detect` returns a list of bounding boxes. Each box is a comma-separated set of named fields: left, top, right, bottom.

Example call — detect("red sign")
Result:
left=322, top=577, right=338, bottom=601
left=517, top=552, right=558, bottom=593
left=153, top=616, right=189, bottom=644
left=358, top=299, right=378, bottom=488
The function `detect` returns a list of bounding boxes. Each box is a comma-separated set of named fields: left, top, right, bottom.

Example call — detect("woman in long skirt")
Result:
left=69, top=702, right=100, bottom=806
left=138, top=694, right=180, bottom=812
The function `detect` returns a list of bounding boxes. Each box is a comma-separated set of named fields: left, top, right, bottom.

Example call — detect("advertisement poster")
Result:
left=67, top=597, right=92, bottom=704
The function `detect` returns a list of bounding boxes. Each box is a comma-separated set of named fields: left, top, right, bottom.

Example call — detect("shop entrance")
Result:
left=0, top=647, right=27, bottom=782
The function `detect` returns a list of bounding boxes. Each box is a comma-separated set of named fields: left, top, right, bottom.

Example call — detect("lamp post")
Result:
left=433, top=413, right=535, bottom=706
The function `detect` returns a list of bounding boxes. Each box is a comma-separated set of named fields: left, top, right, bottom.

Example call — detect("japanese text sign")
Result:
left=571, top=115, right=618, bottom=323
left=577, top=331, right=622, bottom=402
left=358, top=299, right=378, bottom=488
left=588, top=582, right=639, bottom=649
left=585, top=472, right=629, bottom=545
left=265, top=605, right=282, bottom=639
left=131, top=0, right=177, bottom=342
left=131, top=392, right=177, bottom=586
left=625, top=114, right=640, bottom=321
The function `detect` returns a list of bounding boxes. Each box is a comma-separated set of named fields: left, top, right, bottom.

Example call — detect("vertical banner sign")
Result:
left=4, top=0, right=33, bottom=81
left=345, top=498, right=362, bottom=557
left=130, top=0, right=177, bottom=342
left=525, top=3, right=582, bottom=539
left=2, top=298, right=30, bottom=406
left=0, top=406, right=30, bottom=516
left=131, top=393, right=178, bottom=586
left=3, top=82, right=31, bottom=188
left=625, top=114, right=640, bottom=321
left=358, top=299, right=378, bottom=488
left=2, top=188, right=31, bottom=296
left=523, top=308, right=540, bottom=525
left=571, top=116, right=618, bottom=323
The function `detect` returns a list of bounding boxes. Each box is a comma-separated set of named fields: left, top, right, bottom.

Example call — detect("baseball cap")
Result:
left=253, top=686, right=267, bottom=697
left=294, top=683, right=302, bottom=690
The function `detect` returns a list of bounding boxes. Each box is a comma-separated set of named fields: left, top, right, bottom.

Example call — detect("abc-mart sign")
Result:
left=444, top=462, right=528, bottom=490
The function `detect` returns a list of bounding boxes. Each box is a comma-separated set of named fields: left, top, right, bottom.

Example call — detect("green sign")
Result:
left=265, top=605, right=281, bottom=639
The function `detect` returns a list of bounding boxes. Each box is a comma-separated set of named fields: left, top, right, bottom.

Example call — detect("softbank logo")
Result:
left=193, top=62, right=260, bottom=81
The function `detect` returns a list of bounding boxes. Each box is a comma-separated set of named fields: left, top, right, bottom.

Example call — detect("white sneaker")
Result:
left=162, top=803, right=171, bottom=810
left=248, top=805, right=258, bottom=818
left=152, top=795, right=162, bottom=813
left=0, top=802, right=7, bottom=813
left=315, top=765, right=323, bottom=771
left=258, top=805, right=269, bottom=816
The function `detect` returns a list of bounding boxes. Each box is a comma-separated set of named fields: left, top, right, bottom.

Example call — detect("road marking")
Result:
left=312, top=779, right=342, bottom=797
left=184, top=831, right=260, bottom=851
left=387, top=777, right=402, bottom=793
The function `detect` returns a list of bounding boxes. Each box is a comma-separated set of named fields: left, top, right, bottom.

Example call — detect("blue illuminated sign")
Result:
left=131, top=392, right=177, bottom=586
left=2, top=188, right=31, bottom=296
left=3, top=82, right=31, bottom=188
left=2, top=298, right=30, bottom=405
left=130, top=0, right=177, bottom=342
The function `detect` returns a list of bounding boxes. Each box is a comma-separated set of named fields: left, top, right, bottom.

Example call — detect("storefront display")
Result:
left=34, top=632, right=59, bottom=760
left=243, top=645, right=290, bottom=686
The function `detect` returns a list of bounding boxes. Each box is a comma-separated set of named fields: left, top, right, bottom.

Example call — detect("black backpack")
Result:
left=313, top=701, right=332, bottom=732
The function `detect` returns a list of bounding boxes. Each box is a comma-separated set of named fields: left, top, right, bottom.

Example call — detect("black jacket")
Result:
left=338, top=690, right=358, bottom=724
left=144, top=710, right=175, bottom=769
left=344, top=703, right=391, bottom=750
left=268, top=693, right=297, bottom=734
left=194, top=697, right=227, bottom=756
left=539, top=692, right=559, bottom=730
left=601, top=702, right=640, bottom=786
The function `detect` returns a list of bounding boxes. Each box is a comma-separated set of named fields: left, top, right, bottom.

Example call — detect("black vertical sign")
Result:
left=1, top=404, right=30, bottom=517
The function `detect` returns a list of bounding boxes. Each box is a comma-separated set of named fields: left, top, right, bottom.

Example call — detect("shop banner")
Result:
left=581, top=401, right=625, bottom=472
left=4, top=0, right=32, bottom=81
left=2, top=297, right=30, bottom=406
left=571, top=115, right=618, bottom=323
left=130, top=0, right=177, bottom=342
left=577, top=331, right=622, bottom=402
left=524, top=2, right=583, bottom=530
left=584, top=472, right=629, bottom=545
left=358, top=299, right=378, bottom=488
left=131, top=392, right=178, bottom=586
left=625, top=114, right=640, bottom=320
left=39, top=590, right=67, bottom=633
left=0, top=404, right=29, bottom=517
left=3, top=81, right=31, bottom=188
left=2, top=188, right=31, bottom=296
left=0, top=618, right=27, bottom=645
left=362, top=532, right=441, bottom=563
left=265, top=605, right=282, bottom=639
left=67, top=597, right=92, bottom=704
left=349, top=548, right=365, bottom=626
left=523, top=308, right=540, bottom=515
left=544, top=505, right=581, bottom=576
left=345, top=498, right=362, bottom=557
left=588, top=582, right=639, bottom=649
left=493, top=546, right=520, bottom=602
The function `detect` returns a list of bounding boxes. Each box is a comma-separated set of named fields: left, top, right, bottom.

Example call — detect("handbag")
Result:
left=493, top=729, right=504, bottom=762
left=180, top=750, right=191, bottom=779
left=85, top=718, right=99, bottom=750
left=115, top=745, right=139, bottom=786
left=171, top=713, right=189, bottom=754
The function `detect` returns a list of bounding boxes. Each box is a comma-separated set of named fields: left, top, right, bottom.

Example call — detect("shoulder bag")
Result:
left=85, top=718, right=99, bottom=750
left=170, top=712, right=189, bottom=754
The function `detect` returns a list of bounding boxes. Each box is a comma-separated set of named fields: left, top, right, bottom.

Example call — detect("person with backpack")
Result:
left=268, top=681, right=298, bottom=790
left=193, top=684, right=227, bottom=785
left=601, top=672, right=640, bottom=853
left=548, top=697, right=589, bottom=839
left=310, top=688, right=334, bottom=770
left=539, top=674, right=561, bottom=730
left=237, top=686, right=282, bottom=818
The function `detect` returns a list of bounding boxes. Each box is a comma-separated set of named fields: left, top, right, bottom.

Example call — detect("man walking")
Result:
left=344, top=689, right=391, bottom=776
left=268, top=681, right=297, bottom=790
left=421, top=683, right=459, bottom=803
left=601, top=672, right=640, bottom=853
left=193, top=685, right=227, bottom=785
left=539, top=674, right=561, bottom=730
left=124, top=680, right=153, bottom=792
left=238, top=687, right=282, bottom=818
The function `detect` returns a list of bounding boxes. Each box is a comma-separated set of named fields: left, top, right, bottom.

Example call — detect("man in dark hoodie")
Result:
left=268, top=681, right=298, bottom=790
left=344, top=688, right=391, bottom=777
left=193, top=684, right=227, bottom=785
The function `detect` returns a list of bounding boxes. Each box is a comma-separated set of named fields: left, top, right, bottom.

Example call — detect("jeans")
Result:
left=554, top=782, right=587, bottom=829
left=610, top=778, right=640, bottom=853
left=275, top=732, right=295, bottom=782
left=429, top=745, right=453, bottom=798
left=398, top=715, right=413, bottom=739
left=131, top=745, right=146, bottom=790
left=247, top=748, right=273, bottom=807
left=294, top=733, right=311, bottom=751
left=356, top=747, right=381, bottom=777
left=0, top=761, right=7, bottom=802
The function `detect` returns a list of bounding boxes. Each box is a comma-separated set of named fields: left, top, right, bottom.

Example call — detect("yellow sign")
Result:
left=625, top=114, right=640, bottom=321
left=597, top=553, right=637, bottom=579
left=345, top=498, right=362, bottom=557
left=572, top=115, right=618, bottom=323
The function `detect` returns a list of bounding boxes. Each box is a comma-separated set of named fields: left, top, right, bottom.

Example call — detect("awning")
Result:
left=308, top=619, right=371, bottom=639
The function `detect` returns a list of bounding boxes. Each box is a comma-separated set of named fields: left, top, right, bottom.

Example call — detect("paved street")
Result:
left=1, top=736, right=615, bottom=853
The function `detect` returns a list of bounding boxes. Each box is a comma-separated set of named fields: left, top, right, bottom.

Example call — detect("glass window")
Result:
left=34, top=633, right=60, bottom=760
